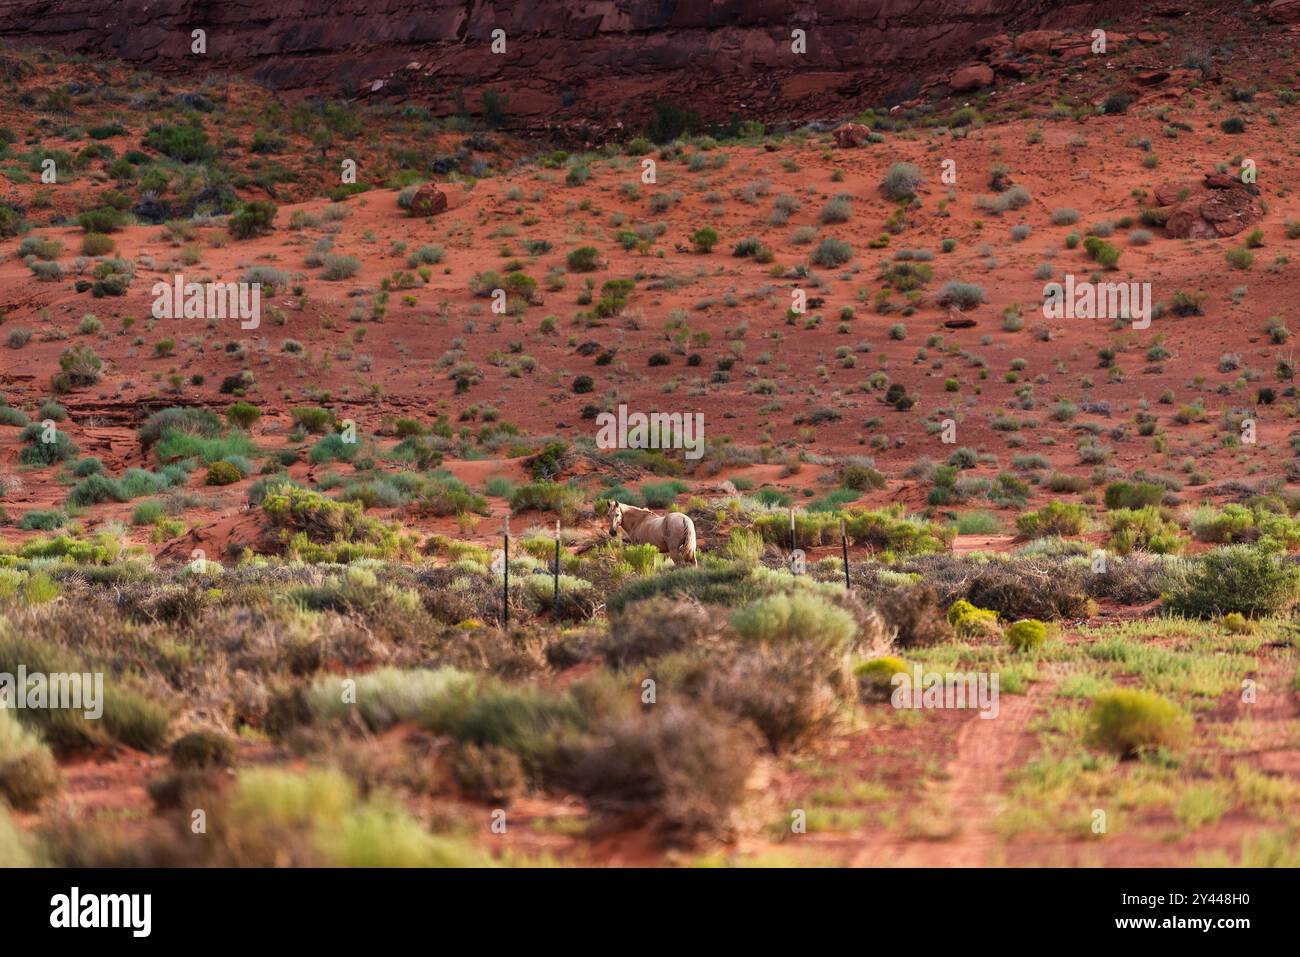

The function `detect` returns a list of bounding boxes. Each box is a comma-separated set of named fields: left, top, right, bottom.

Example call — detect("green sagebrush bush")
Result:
left=1162, top=544, right=1300, bottom=618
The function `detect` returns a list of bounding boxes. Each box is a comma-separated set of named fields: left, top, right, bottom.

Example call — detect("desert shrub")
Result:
left=19, top=509, right=66, bottom=531
left=321, top=254, right=361, bottom=280
left=818, top=195, right=852, bottom=224
left=413, top=475, right=488, bottom=517
left=50, top=345, right=103, bottom=393
left=139, top=406, right=224, bottom=447
left=0, top=406, right=29, bottom=428
left=206, top=460, right=243, bottom=486
left=262, top=484, right=414, bottom=561
left=291, top=406, right=336, bottom=434
left=19, top=422, right=78, bottom=466
left=154, top=429, right=256, bottom=467
left=28, top=260, right=64, bottom=281
left=909, top=555, right=1092, bottom=620
left=1083, top=236, right=1121, bottom=269
left=640, top=479, right=688, bottom=508
left=66, top=473, right=128, bottom=506
left=1106, top=506, right=1182, bottom=555
left=680, top=640, right=849, bottom=753
left=936, top=281, right=987, bottom=309
left=621, top=542, right=666, bottom=576
left=143, top=123, right=214, bottom=162
left=1086, top=554, right=1171, bottom=605
left=871, top=585, right=952, bottom=648
left=1044, top=472, right=1089, bottom=494
left=975, top=185, right=1031, bottom=214
left=0, top=204, right=27, bottom=238
left=0, top=707, right=60, bottom=810
left=229, top=200, right=277, bottom=239
left=946, top=599, right=1000, bottom=638
left=170, top=730, right=235, bottom=771
left=6, top=328, right=32, bottom=349
left=690, top=226, right=719, bottom=253
left=566, top=246, right=599, bottom=271
left=1189, top=504, right=1300, bottom=547
left=645, top=98, right=700, bottom=143
left=1005, top=619, right=1047, bottom=653
left=1162, top=544, right=1300, bottom=618
left=131, top=500, right=166, bottom=525
left=604, top=564, right=736, bottom=611
left=522, top=573, right=598, bottom=619
left=719, top=528, right=764, bottom=563
left=880, top=162, right=922, bottom=201
left=559, top=701, right=757, bottom=840
left=215, top=767, right=486, bottom=867
left=1086, top=689, right=1189, bottom=757
left=407, top=243, right=444, bottom=267
left=76, top=206, right=128, bottom=233
left=1016, top=501, right=1087, bottom=537
left=226, top=401, right=261, bottom=429
left=1104, top=481, right=1165, bottom=510
left=448, top=743, right=525, bottom=805
left=525, top=441, right=573, bottom=481
left=840, top=464, right=885, bottom=491
left=731, top=592, right=857, bottom=652
left=308, top=667, right=475, bottom=732
left=855, top=656, right=909, bottom=702
left=423, top=681, right=583, bottom=776
left=509, top=481, right=583, bottom=519
left=811, top=237, right=852, bottom=267
left=603, top=598, right=716, bottom=667
left=751, top=506, right=950, bottom=557
left=0, top=633, right=169, bottom=753
left=81, top=233, right=114, bottom=256
left=18, top=235, right=60, bottom=261
left=1222, top=612, right=1254, bottom=635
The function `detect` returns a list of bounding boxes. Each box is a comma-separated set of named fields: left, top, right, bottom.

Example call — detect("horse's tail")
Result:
left=683, top=516, right=698, bottom=565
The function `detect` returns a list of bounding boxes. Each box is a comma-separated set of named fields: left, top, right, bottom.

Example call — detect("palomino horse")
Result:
left=607, top=501, right=698, bottom=566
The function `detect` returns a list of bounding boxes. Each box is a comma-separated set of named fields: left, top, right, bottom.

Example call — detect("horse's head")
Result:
left=607, top=501, right=624, bottom=538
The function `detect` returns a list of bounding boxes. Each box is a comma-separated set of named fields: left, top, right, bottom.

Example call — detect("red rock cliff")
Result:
left=0, top=0, right=1145, bottom=126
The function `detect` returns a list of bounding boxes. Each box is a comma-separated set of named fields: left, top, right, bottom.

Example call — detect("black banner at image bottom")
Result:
left=0, top=867, right=1276, bottom=943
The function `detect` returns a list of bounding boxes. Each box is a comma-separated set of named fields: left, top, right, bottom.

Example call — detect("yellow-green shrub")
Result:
left=855, top=656, right=909, bottom=701
left=1005, top=618, right=1047, bottom=652
left=946, top=599, right=1001, bottom=638
left=1086, top=688, right=1190, bottom=757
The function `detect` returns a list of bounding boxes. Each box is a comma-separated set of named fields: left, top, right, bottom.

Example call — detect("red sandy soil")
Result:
left=2, top=8, right=1300, bottom=866
left=3, top=18, right=1299, bottom=556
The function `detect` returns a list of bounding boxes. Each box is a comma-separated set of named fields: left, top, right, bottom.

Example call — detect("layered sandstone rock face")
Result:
left=0, top=0, right=1143, bottom=127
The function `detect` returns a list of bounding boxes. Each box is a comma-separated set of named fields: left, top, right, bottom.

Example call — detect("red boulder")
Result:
left=408, top=183, right=447, bottom=217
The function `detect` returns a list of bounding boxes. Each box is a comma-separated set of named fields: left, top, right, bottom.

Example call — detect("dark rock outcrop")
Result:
left=0, top=0, right=1136, bottom=130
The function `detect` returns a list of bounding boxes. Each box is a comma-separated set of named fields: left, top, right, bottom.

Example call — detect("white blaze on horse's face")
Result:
left=608, top=502, right=622, bottom=537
